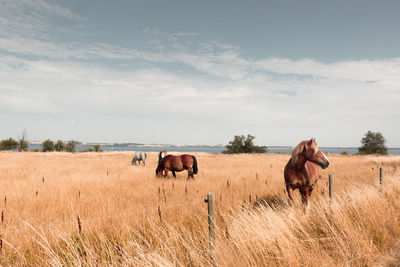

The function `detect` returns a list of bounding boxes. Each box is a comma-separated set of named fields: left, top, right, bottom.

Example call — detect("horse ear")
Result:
left=308, top=138, right=313, bottom=147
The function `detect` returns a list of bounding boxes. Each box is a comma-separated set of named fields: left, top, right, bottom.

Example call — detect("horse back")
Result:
left=181, top=154, right=194, bottom=168
left=160, top=155, right=182, bottom=170
left=162, top=154, right=194, bottom=171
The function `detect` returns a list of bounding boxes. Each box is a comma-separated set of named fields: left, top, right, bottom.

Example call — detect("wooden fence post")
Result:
left=380, top=167, right=383, bottom=191
left=77, top=215, right=82, bottom=235
left=205, top=192, right=216, bottom=267
left=329, top=174, right=334, bottom=200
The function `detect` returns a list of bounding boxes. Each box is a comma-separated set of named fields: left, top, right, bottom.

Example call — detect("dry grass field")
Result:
left=0, top=151, right=400, bottom=266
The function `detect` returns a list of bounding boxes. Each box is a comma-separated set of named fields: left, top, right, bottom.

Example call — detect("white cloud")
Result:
left=0, top=0, right=81, bottom=41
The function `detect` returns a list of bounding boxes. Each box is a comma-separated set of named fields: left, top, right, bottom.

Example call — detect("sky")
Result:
left=1, top=0, right=400, bottom=147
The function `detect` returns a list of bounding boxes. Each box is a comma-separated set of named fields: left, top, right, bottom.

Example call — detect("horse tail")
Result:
left=192, top=155, right=198, bottom=174
left=158, top=151, right=162, bottom=164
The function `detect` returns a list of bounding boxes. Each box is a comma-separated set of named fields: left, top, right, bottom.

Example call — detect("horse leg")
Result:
left=172, top=170, right=176, bottom=178
left=300, top=188, right=311, bottom=210
left=164, top=168, right=169, bottom=178
left=299, top=189, right=306, bottom=204
left=305, top=187, right=313, bottom=210
left=286, top=184, right=294, bottom=205
left=187, top=168, right=194, bottom=179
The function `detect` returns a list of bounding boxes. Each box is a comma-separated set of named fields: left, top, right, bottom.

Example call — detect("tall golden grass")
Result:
left=0, top=151, right=399, bottom=266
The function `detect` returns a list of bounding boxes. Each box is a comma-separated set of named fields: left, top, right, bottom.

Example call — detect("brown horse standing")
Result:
left=284, top=138, right=329, bottom=207
left=156, top=154, right=198, bottom=179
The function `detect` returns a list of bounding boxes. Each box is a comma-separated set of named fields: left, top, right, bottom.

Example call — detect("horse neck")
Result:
left=156, top=161, right=163, bottom=171
left=292, top=153, right=307, bottom=170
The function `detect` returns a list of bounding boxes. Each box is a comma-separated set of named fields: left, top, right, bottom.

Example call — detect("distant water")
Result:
left=28, top=144, right=400, bottom=155
left=269, top=147, right=400, bottom=155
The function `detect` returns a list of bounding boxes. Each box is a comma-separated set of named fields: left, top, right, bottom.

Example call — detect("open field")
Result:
left=0, top=152, right=400, bottom=266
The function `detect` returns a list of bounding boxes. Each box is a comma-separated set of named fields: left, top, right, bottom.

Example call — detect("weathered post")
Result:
left=77, top=215, right=82, bottom=235
left=329, top=174, right=334, bottom=200
left=380, top=167, right=383, bottom=191
left=205, top=192, right=216, bottom=267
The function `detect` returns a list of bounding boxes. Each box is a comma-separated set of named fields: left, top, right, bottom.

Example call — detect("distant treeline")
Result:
left=1, top=130, right=388, bottom=155
left=0, top=137, right=101, bottom=153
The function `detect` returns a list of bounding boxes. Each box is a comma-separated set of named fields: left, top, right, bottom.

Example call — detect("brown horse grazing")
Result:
left=284, top=138, right=330, bottom=207
left=156, top=154, right=198, bottom=179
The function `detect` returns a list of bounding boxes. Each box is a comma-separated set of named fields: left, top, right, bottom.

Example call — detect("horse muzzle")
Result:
left=319, top=160, right=329, bottom=169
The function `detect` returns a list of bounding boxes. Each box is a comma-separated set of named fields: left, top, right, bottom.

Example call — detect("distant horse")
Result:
left=131, top=152, right=147, bottom=165
left=158, top=150, right=167, bottom=164
left=156, top=154, right=198, bottom=179
left=284, top=138, right=329, bottom=207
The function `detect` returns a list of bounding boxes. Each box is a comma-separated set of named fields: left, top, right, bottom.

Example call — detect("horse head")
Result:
left=155, top=163, right=163, bottom=177
left=303, top=138, right=330, bottom=169
left=131, top=152, right=136, bottom=165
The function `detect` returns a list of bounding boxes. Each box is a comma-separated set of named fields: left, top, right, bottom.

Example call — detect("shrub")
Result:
left=93, top=144, right=102, bottom=152
left=54, top=140, right=65, bottom=152
left=222, top=134, right=267, bottom=154
left=65, top=141, right=76, bottom=153
left=0, top=138, right=18, bottom=151
left=42, top=139, right=55, bottom=152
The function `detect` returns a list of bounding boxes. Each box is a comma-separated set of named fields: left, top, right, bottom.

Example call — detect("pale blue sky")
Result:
left=1, top=0, right=400, bottom=146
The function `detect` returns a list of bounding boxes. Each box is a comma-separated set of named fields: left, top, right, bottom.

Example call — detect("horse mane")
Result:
left=290, top=139, right=317, bottom=166
left=158, top=150, right=167, bottom=163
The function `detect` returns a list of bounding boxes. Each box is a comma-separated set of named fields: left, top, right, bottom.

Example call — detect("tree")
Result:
left=0, top=138, right=18, bottom=151
left=54, top=140, right=65, bottom=152
left=65, top=140, right=76, bottom=153
left=222, top=134, right=267, bottom=154
left=42, top=139, right=55, bottom=152
left=358, top=131, right=387, bottom=155
left=18, top=130, right=28, bottom=152
left=18, top=138, right=28, bottom=151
